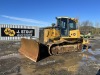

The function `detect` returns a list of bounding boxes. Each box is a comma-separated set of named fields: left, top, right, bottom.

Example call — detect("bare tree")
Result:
left=95, top=22, right=100, bottom=35
left=79, top=20, right=93, bottom=34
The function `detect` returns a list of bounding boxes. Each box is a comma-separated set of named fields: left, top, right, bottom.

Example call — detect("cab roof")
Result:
left=56, top=16, right=69, bottom=19
left=56, top=16, right=76, bottom=19
left=56, top=16, right=78, bottom=22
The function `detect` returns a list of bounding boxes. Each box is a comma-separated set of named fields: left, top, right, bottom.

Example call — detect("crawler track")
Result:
left=47, top=40, right=82, bottom=55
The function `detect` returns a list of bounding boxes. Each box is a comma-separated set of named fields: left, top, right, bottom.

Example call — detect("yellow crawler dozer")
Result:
left=19, top=16, right=84, bottom=62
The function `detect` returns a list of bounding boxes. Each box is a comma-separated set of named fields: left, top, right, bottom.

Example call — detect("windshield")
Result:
left=57, top=18, right=77, bottom=36
left=69, top=19, right=76, bottom=30
left=57, top=18, right=68, bottom=36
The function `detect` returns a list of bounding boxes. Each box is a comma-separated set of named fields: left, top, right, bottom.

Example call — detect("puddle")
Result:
left=14, top=42, right=20, bottom=45
left=88, top=49, right=95, bottom=55
left=93, top=49, right=100, bottom=55
left=38, top=60, right=56, bottom=66
left=82, top=53, right=97, bottom=61
left=88, top=56, right=97, bottom=61
left=0, top=53, right=20, bottom=60
left=82, top=49, right=86, bottom=52
left=12, top=42, right=20, bottom=47
left=82, top=48, right=100, bottom=55
left=81, top=48, right=100, bottom=66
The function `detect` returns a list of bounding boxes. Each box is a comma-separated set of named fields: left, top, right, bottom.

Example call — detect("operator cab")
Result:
left=56, top=17, right=78, bottom=36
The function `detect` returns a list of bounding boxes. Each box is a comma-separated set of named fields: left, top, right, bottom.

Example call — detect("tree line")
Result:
left=78, top=20, right=100, bottom=35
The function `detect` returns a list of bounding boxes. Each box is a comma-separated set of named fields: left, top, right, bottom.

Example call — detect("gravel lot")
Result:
left=0, top=37, right=100, bottom=75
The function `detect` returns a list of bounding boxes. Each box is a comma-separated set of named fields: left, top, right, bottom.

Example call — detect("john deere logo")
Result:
left=4, top=28, right=15, bottom=36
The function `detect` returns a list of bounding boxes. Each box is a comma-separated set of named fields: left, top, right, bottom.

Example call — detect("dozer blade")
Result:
left=19, top=38, right=39, bottom=62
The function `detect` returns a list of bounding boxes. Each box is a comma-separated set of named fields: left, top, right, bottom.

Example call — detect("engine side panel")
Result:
left=39, top=28, right=60, bottom=44
left=69, top=30, right=81, bottom=38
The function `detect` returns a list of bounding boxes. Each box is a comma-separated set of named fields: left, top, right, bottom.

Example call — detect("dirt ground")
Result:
left=0, top=37, right=100, bottom=75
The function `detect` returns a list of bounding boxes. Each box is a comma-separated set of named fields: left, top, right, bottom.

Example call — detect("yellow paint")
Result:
left=69, top=30, right=80, bottom=38
left=44, top=28, right=60, bottom=43
left=61, top=30, right=81, bottom=39
left=43, top=17, right=81, bottom=44
left=82, top=39, right=89, bottom=45
left=4, top=28, right=15, bottom=36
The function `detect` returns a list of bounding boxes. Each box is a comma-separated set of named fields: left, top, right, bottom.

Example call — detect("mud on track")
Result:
left=0, top=37, right=100, bottom=75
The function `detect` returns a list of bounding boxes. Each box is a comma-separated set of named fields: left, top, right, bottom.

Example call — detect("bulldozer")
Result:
left=19, top=16, right=84, bottom=62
